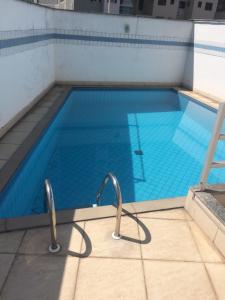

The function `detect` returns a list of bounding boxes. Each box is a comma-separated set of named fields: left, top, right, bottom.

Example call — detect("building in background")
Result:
left=33, top=0, right=74, bottom=10
left=73, top=0, right=102, bottom=13
left=73, top=0, right=221, bottom=19
left=135, top=0, right=219, bottom=19
left=216, top=0, right=225, bottom=17
left=73, top=0, right=134, bottom=15
left=30, top=0, right=225, bottom=19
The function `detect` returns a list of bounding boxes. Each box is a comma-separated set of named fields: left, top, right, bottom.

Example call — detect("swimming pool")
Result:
left=1, top=88, right=225, bottom=218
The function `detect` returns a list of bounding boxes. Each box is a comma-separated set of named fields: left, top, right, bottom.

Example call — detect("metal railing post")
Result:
left=96, top=172, right=122, bottom=240
left=44, top=179, right=61, bottom=253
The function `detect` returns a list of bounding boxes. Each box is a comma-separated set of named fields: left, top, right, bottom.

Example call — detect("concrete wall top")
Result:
left=0, top=0, right=54, bottom=30
left=194, top=21, right=225, bottom=43
left=53, top=9, right=193, bottom=38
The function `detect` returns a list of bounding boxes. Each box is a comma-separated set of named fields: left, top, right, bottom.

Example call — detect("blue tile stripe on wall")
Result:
left=194, top=43, right=225, bottom=53
left=1, top=33, right=225, bottom=54
left=0, top=33, right=192, bottom=50
left=55, top=33, right=192, bottom=47
left=0, top=34, right=53, bottom=49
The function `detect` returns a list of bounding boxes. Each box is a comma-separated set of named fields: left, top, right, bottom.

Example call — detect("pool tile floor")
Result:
left=0, top=208, right=224, bottom=300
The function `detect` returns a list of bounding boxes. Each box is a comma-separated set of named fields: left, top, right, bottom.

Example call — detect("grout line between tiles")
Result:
left=0, top=230, right=27, bottom=297
left=136, top=216, right=188, bottom=221
left=188, top=220, right=225, bottom=263
left=212, top=227, right=219, bottom=243
left=73, top=221, right=86, bottom=300
left=186, top=220, right=204, bottom=263
left=1, top=250, right=225, bottom=264
left=203, top=263, right=219, bottom=300
left=187, top=221, right=219, bottom=300
left=136, top=213, right=149, bottom=300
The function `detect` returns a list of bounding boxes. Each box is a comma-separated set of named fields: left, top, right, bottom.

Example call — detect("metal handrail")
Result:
left=96, top=173, right=122, bottom=240
left=44, top=179, right=61, bottom=253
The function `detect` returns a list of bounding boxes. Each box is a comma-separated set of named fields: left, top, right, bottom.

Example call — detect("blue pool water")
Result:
left=1, top=88, right=225, bottom=218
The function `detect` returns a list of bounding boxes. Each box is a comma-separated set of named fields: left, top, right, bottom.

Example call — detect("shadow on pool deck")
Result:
left=1, top=208, right=225, bottom=300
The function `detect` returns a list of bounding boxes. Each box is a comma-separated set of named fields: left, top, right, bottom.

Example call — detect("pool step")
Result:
left=219, top=133, right=225, bottom=140
left=212, top=161, right=225, bottom=168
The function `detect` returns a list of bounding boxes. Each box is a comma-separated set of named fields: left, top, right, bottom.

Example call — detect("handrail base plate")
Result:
left=48, top=243, right=61, bottom=253
left=112, top=232, right=121, bottom=240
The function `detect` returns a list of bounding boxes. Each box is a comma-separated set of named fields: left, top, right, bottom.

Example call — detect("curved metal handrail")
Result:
left=96, top=173, right=122, bottom=240
left=44, top=179, right=61, bottom=253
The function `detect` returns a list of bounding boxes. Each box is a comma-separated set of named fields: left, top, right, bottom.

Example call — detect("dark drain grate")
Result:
left=134, top=150, right=143, bottom=156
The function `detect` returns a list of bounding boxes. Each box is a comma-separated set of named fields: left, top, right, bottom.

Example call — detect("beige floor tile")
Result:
left=1, top=255, right=78, bottom=300
left=0, top=254, right=15, bottom=290
left=206, top=263, right=225, bottom=300
left=0, top=159, right=6, bottom=170
left=214, top=229, right=225, bottom=258
left=137, top=208, right=190, bottom=220
left=191, top=200, right=218, bottom=241
left=139, top=218, right=201, bottom=261
left=75, top=258, right=146, bottom=300
left=0, top=144, right=18, bottom=160
left=144, top=260, right=216, bottom=300
left=19, top=223, right=84, bottom=256
left=0, top=219, right=5, bottom=232
left=11, top=121, right=36, bottom=132
left=188, top=221, right=224, bottom=263
left=0, top=231, right=24, bottom=253
left=0, top=131, right=28, bottom=145
left=23, top=113, right=44, bottom=123
left=82, top=216, right=141, bottom=258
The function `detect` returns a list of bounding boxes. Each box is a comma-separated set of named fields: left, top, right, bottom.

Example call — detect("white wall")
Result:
left=183, top=22, right=225, bottom=101
left=54, top=11, right=193, bottom=84
left=0, top=0, right=55, bottom=131
left=0, top=1, right=193, bottom=131
left=6, top=0, right=225, bottom=134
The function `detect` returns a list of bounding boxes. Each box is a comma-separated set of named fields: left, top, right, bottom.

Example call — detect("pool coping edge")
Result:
left=1, top=197, right=185, bottom=233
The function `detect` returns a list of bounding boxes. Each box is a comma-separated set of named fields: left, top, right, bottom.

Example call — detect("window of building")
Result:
left=139, top=0, right=144, bottom=10
left=198, top=1, right=202, bottom=7
left=158, top=0, right=166, bottom=6
left=179, top=1, right=186, bottom=8
left=170, top=0, right=175, bottom=5
left=205, top=2, right=213, bottom=10
left=217, top=0, right=225, bottom=11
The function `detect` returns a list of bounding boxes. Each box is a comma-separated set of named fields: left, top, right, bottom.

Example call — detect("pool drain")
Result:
left=134, top=150, right=143, bottom=156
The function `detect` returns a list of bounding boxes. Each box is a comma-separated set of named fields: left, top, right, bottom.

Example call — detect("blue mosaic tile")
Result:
left=1, top=88, right=225, bottom=218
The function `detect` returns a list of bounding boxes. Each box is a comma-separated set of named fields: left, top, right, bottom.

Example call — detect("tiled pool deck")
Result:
left=0, top=209, right=225, bottom=300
